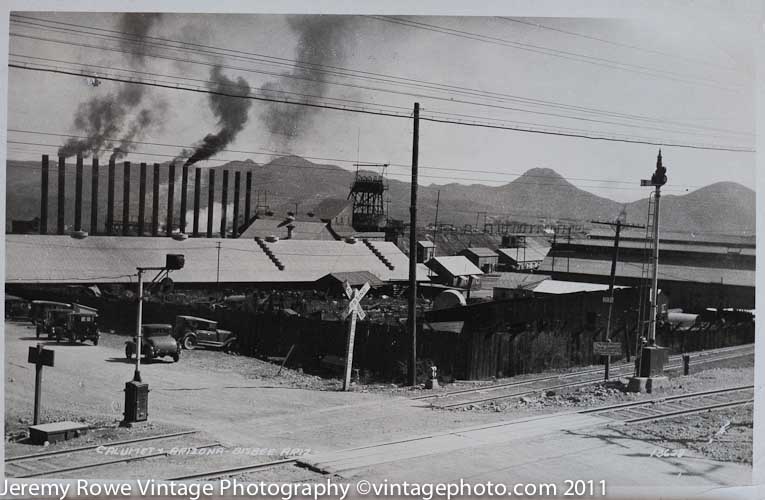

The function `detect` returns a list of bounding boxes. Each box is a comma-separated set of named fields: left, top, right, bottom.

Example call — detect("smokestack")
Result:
left=233, top=171, right=241, bottom=238
left=40, top=155, right=49, bottom=234
left=152, top=163, right=160, bottom=236
left=207, top=169, right=215, bottom=238
left=138, top=162, right=147, bottom=236
left=193, top=167, right=201, bottom=237
left=122, top=161, right=131, bottom=236
left=180, top=166, right=188, bottom=233
left=90, top=157, right=99, bottom=234
left=57, top=156, right=66, bottom=235
left=107, top=157, right=115, bottom=234
left=167, top=163, right=175, bottom=236
left=245, top=171, right=252, bottom=225
left=220, top=170, right=229, bottom=238
left=74, top=154, right=83, bottom=231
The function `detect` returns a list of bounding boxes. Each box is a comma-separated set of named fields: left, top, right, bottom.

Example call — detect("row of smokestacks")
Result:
left=40, top=154, right=255, bottom=238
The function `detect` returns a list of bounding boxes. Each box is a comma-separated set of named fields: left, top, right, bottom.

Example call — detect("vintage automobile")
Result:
left=173, top=315, right=238, bottom=352
left=43, top=308, right=74, bottom=340
left=31, top=300, right=71, bottom=333
left=64, top=311, right=100, bottom=345
left=5, top=295, right=30, bottom=320
left=125, top=324, right=181, bottom=362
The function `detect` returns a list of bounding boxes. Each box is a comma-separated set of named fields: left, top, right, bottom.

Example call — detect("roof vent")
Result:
left=265, top=210, right=274, bottom=216
left=345, top=236, right=357, bottom=244
left=70, top=230, right=88, bottom=240
left=265, top=235, right=279, bottom=243
left=307, top=211, right=315, bottom=217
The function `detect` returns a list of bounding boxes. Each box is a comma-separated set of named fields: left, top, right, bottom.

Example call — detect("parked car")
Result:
left=64, top=311, right=100, bottom=345
left=174, top=315, right=238, bottom=352
left=31, top=300, right=71, bottom=330
left=5, top=295, right=30, bottom=320
left=43, top=308, right=74, bottom=340
left=125, top=324, right=181, bottom=362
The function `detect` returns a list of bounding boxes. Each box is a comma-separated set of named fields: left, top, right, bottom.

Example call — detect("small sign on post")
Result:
left=28, top=344, right=55, bottom=425
left=593, top=341, right=622, bottom=356
left=342, top=281, right=370, bottom=391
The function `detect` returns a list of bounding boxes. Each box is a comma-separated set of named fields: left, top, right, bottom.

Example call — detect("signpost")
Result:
left=593, top=341, right=622, bottom=379
left=28, top=344, right=55, bottom=425
left=342, top=281, right=370, bottom=391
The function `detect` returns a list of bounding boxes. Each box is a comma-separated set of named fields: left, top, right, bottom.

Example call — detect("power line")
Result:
left=498, top=17, right=744, bottom=73
left=4, top=130, right=738, bottom=190
left=9, top=15, right=753, bottom=138
left=365, top=16, right=744, bottom=91
left=8, top=63, right=754, bottom=153
left=9, top=33, right=746, bottom=142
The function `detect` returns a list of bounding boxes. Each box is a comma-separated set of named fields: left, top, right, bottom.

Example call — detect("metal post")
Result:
left=648, top=185, right=661, bottom=343
left=343, top=310, right=357, bottom=391
left=134, top=269, right=143, bottom=382
left=33, top=344, right=43, bottom=425
left=407, top=102, right=420, bottom=387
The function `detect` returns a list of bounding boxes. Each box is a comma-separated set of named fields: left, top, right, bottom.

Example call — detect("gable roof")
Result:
left=425, top=256, right=484, bottom=278
left=459, top=247, right=497, bottom=259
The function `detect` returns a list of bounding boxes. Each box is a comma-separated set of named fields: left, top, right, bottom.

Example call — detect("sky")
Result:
left=3, top=3, right=759, bottom=203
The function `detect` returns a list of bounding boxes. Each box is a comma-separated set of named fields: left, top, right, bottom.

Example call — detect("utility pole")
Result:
left=591, top=219, right=644, bottom=379
left=407, top=102, right=420, bottom=387
left=432, top=190, right=440, bottom=249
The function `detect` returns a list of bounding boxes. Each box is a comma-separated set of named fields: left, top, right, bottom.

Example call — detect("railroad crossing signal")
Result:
left=342, top=282, right=370, bottom=390
left=28, top=344, right=55, bottom=425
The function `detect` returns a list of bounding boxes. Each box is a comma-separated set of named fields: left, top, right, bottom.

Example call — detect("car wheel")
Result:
left=93, top=338, right=99, bottom=346
left=172, top=353, right=180, bottom=362
left=125, top=346, right=133, bottom=359
left=182, top=335, right=197, bottom=350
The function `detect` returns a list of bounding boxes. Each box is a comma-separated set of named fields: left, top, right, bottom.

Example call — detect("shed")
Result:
left=425, top=256, right=483, bottom=288
left=315, top=271, right=384, bottom=295
left=458, top=247, right=498, bottom=273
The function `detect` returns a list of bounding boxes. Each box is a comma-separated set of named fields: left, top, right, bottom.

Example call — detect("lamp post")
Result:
left=122, top=254, right=185, bottom=426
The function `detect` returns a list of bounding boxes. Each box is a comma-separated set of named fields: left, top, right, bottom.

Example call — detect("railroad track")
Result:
left=165, top=457, right=299, bottom=481
left=422, top=344, right=753, bottom=410
left=582, top=385, right=754, bottom=423
left=5, top=430, right=220, bottom=478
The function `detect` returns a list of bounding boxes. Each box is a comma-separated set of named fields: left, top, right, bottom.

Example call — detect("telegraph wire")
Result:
left=8, top=17, right=754, bottom=138
left=364, top=16, right=743, bottom=91
left=8, top=63, right=754, bottom=153
left=498, top=17, right=744, bottom=73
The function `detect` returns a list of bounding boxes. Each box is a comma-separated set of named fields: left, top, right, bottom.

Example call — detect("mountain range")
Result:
left=5, top=156, right=755, bottom=234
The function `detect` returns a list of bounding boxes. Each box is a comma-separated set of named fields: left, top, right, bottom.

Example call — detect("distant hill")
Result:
left=5, top=157, right=755, bottom=235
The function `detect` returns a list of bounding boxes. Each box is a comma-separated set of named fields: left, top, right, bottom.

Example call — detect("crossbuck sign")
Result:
left=342, top=282, right=370, bottom=390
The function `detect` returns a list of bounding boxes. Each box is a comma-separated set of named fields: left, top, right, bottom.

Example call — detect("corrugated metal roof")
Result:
left=497, top=246, right=549, bottom=263
left=567, top=238, right=755, bottom=256
left=460, top=247, right=497, bottom=258
left=538, top=255, right=754, bottom=288
left=5, top=235, right=429, bottom=285
left=492, top=272, right=550, bottom=290
left=238, top=218, right=334, bottom=240
left=533, top=280, right=627, bottom=295
left=426, top=256, right=484, bottom=278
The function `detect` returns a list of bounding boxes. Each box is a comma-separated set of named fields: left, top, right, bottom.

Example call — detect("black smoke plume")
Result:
left=259, top=16, right=352, bottom=147
left=57, top=13, right=163, bottom=159
left=183, top=65, right=252, bottom=166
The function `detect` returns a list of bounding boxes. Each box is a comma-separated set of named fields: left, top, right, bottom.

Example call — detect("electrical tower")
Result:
left=348, top=163, right=388, bottom=232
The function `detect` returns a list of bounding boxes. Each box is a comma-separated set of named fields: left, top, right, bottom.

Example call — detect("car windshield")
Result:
left=143, top=327, right=171, bottom=337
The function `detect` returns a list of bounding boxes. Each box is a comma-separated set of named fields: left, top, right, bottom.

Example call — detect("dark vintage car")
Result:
left=43, top=308, right=74, bottom=340
left=125, top=324, right=181, bottom=362
left=5, top=295, right=30, bottom=320
left=174, top=315, right=238, bottom=352
left=64, top=311, right=100, bottom=345
left=31, top=300, right=71, bottom=333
